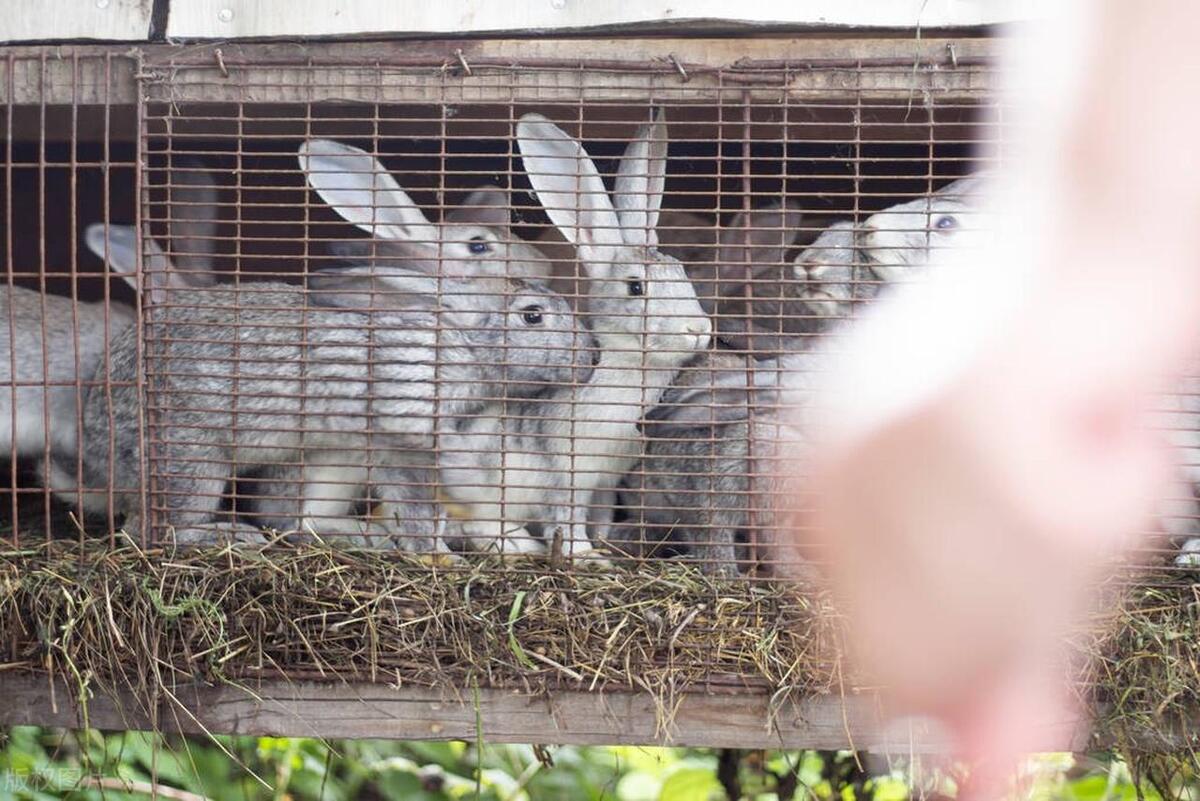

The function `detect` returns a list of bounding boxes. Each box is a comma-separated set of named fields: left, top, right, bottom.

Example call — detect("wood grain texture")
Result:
left=0, top=37, right=998, bottom=108
left=137, top=37, right=999, bottom=105
left=0, top=673, right=1092, bottom=751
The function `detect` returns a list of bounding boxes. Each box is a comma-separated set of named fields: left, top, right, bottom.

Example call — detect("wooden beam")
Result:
left=0, top=673, right=1091, bottom=751
left=0, top=38, right=998, bottom=109
left=137, top=38, right=999, bottom=105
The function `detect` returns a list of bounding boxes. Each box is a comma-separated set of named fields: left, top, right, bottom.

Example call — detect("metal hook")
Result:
left=213, top=47, right=229, bottom=79
left=667, top=54, right=690, bottom=83
left=454, top=48, right=473, bottom=77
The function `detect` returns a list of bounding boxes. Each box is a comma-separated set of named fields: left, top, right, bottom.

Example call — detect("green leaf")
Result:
left=657, top=766, right=722, bottom=801
left=507, top=590, right=536, bottom=670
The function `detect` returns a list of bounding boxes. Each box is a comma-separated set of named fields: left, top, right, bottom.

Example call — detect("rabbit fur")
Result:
left=613, top=350, right=819, bottom=577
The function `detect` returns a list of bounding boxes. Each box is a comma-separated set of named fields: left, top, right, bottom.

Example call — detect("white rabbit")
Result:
left=300, top=140, right=553, bottom=282
left=859, top=174, right=992, bottom=282
left=432, top=112, right=712, bottom=557
left=796, top=176, right=993, bottom=324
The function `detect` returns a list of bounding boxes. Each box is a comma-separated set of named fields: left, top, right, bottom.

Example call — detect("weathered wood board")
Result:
left=0, top=673, right=1092, bottom=751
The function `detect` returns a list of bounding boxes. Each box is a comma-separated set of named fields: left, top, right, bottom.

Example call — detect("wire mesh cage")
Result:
left=123, top=46, right=1001, bottom=576
left=3, top=41, right=1196, bottom=581
left=3, top=38, right=1200, bottom=753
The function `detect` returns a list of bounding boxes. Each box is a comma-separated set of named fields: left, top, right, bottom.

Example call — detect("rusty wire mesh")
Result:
left=0, top=43, right=1193, bottom=587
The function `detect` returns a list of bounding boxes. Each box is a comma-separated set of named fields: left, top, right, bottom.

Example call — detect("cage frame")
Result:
left=0, top=34, right=1147, bottom=754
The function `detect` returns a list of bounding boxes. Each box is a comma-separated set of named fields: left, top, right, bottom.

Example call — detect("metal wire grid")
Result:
left=0, top=51, right=139, bottom=546
left=1, top=44, right=1194, bottom=583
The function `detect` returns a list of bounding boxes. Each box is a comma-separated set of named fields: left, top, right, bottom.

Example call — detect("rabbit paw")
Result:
left=172, top=523, right=268, bottom=547
left=571, top=547, right=615, bottom=570
left=413, top=552, right=465, bottom=567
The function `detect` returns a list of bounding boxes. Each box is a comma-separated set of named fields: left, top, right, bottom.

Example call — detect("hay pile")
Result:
left=1083, top=578, right=1200, bottom=755
left=7, top=539, right=1200, bottom=760
left=0, top=539, right=842, bottom=728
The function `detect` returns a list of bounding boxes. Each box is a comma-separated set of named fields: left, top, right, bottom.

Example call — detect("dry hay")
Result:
left=7, top=538, right=1200, bottom=772
left=0, top=538, right=842, bottom=735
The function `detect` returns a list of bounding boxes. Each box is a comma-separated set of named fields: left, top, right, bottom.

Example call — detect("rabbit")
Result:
left=792, top=178, right=992, bottom=327
left=859, top=174, right=991, bottom=282
left=74, top=253, right=592, bottom=546
left=232, top=268, right=547, bottom=548
left=0, top=284, right=137, bottom=490
left=44, top=165, right=222, bottom=515
left=1154, top=375, right=1200, bottom=567
left=613, top=350, right=820, bottom=578
left=701, top=203, right=814, bottom=356
left=429, top=111, right=711, bottom=558
left=300, top=140, right=553, bottom=282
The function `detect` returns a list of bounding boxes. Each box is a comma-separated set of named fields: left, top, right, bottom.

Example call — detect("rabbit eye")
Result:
left=468, top=236, right=491, bottom=255
left=520, top=305, right=544, bottom=325
left=933, top=215, right=958, bottom=231
left=626, top=279, right=645, bottom=297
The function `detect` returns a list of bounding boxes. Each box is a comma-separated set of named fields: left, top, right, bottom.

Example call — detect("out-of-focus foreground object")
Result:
left=805, top=0, right=1200, bottom=793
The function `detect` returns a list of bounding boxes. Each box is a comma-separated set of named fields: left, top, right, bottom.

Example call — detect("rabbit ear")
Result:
left=86, top=223, right=138, bottom=274
left=516, top=114, right=624, bottom=262
left=306, top=265, right=440, bottom=311
left=445, top=186, right=510, bottom=228
left=86, top=223, right=172, bottom=293
left=87, top=222, right=205, bottom=305
left=614, top=109, right=667, bottom=248
left=167, top=158, right=219, bottom=284
left=298, top=139, right=439, bottom=245
left=715, top=202, right=803, bottom=287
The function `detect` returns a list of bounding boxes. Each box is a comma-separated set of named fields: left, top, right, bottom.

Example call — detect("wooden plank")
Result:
left=166, top=0, right=1038, bottom=40
left=0, top=38, right=997, bottom=109
left=138, top=38, right=999, bottom=105
left=0, top=0, right=152, bottom=44
left=0, top=48, right=139, bottom=105
left=0, top=673, right=1090, bottom=751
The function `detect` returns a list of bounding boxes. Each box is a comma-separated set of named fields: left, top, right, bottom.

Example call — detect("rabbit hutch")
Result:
left=0, top=0, right=1194, bottom=761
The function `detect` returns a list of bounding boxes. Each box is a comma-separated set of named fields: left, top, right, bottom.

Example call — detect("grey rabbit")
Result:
left=75, top=252, right=591, bottom=546
left=701, top=203, right=812, bottom=356
left=794, top=176, right=990, bottom=325
left=613, top=177, right=993, bottom=576
left=46, top=164, right=222, bottom=516
left=429, top=112, right=712, bottom=557
left=614, top=350, right=819, bottom=578
left=0, top=282, right=136, bottom=500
